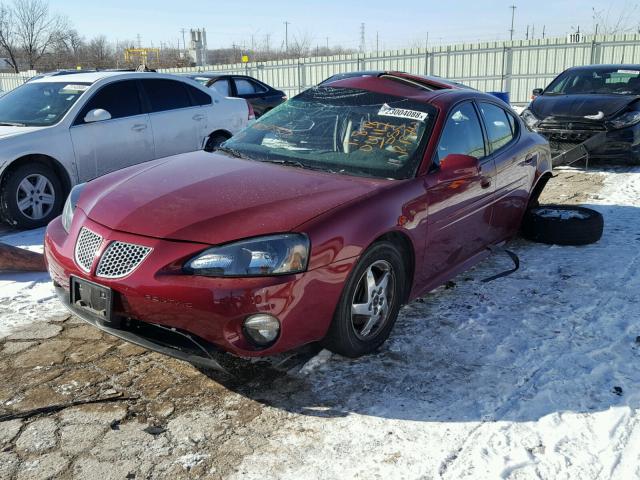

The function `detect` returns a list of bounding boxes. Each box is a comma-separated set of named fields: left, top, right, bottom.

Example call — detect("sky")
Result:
left=53, top=0, right=639, bottom=51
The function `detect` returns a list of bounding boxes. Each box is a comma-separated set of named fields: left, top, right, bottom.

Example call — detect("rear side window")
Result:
left=142, top=79, right=191, bottom=112
left=78, top=81, right=141, bottom=123
left=435, top=102, right=485, bottom=165
left=234, top=78, right=267, bottom=95
left=186, top=84, right=212, bottom=105
left=211, top=79, right=231, bottom=96
left=479, top=102, right=515, bottom=152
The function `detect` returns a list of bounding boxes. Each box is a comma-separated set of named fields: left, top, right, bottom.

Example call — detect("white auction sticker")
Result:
left=617, top=69, right=640, bottom=75
left=60, top=84, right=89, bottom=93
left=378, top=103, right=428, bottom=122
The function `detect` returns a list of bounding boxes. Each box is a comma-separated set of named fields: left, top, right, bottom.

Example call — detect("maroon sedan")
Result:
left=44, top=73, right=551, bottom=370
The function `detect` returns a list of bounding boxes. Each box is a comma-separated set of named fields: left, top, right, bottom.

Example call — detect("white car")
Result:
left=0, top=71, right=252, bottom=228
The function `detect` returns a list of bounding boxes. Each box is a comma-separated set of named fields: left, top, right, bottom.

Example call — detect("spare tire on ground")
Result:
left=521, top=204, right=604, bottom=246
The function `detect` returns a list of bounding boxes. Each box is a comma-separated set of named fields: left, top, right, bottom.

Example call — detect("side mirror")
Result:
left=84, top=108, right=111, bottom=123
left=532, top=88, right=543, bottom=98
left=437, top=154, right=480, bottom=183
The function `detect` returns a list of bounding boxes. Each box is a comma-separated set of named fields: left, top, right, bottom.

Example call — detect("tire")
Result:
left=204, top=133, right=230, bottom=152
left=521, top=204, right=603, bottom=246
left=323, top=241, right=407, bottom=357
left=0, top=163, right=64, bottom=229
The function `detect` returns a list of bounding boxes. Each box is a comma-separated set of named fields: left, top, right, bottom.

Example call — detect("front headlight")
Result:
left=607, top=110, right=640, bottom=130
left=61, top=183, right=86, bottom=233
left=184, top=233, right=309, bottom=277
left=521, top=109, right=540, bottom=129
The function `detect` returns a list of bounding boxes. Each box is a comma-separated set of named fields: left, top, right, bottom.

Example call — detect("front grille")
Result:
left=74, top=228, right=103, bottom=272
left=96, top=241, right=152, bottom=279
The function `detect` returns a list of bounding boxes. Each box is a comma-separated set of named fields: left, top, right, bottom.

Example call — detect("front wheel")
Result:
left=0, top=163, right=63, bottom=229
left=323, top=242, right=406, bottom=357
left=204, top=133, right=230, bottom=152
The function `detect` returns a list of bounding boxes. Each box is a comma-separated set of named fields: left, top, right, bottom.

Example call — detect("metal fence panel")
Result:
left=4, top=35, right=640, bottom=105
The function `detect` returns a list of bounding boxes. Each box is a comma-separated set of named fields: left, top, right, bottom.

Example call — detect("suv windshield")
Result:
left=545, top=67, right=640, bottom=95
left=223, top=86, right=436, bottom=179
left=0, top=82, right=90, bottom=126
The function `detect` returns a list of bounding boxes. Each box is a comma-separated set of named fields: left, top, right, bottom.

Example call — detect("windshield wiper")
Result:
left=260, top=158, right=338, bottom=173
left=214, top=145, right=250, bottom=159
left=0, top=122, right=26, bottom=127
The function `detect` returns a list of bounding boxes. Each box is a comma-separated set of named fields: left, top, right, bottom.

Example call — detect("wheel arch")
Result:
left=1, top=154, right=72, bottom=198
left=370, top=230, right=416, bottom=304
left=528, top=171, right=553, bottom=209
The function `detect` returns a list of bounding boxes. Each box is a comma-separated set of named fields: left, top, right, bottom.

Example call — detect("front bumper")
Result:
left=45, top=211, right=356, bottom=363
left=536, top=123, right=640, bottom=164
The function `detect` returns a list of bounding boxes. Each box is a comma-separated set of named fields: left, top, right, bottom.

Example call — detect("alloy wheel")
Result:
left=15, top=173, right=56, bottom=220
left=350, top=259, right=396, bottom=340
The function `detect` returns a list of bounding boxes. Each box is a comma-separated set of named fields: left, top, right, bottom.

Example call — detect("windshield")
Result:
left=0, top=82, right=90, bottom=127
left=545, top=67, right=640, bottom=95
left=223, top=86, right=436, bottom=179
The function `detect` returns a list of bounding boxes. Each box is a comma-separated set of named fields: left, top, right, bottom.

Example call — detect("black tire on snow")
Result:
left=521, top=204, right=603, bottom=246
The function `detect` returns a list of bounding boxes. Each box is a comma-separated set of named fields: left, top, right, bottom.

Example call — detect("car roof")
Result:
left=566, top=64, right=640, bottom=72
left=28, top=71, right=185, bottom=84
left=323, top=74, right=506, bottom=109
left=186, top=73, right=224, bottom=79
left=321, top=70, right=475, bottom=90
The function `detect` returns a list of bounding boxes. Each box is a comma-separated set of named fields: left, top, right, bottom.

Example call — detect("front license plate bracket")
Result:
left=70, top=276, right=113, bottom=323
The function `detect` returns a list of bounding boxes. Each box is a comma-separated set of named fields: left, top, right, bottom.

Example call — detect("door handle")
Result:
left=480, top=177, right=492, bottom=189
left=131, top=124, right=147, bottom=132
left=192, top=114, right=205, bottom=121
left=524, top=153, right=537, bottom=165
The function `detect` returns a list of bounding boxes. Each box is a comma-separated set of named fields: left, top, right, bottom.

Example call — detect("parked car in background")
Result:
left=186, top=73, right=286, bottom=117
left=45, top=72, right=551, bottom=370
left=0, top=71, right=251, bottom=229
left=522, top=64, right=640, bottom=162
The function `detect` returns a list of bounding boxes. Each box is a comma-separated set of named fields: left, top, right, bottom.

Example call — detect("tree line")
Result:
left=0, top=0, right=356, bottom=74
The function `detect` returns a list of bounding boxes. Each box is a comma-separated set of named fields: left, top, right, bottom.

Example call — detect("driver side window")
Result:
left=76, top=81, right=142, bottom=124
left=434, top=102, right=485, bottom=167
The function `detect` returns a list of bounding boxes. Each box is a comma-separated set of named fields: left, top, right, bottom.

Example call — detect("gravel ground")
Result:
left=2, top=167, right=639, bottom=480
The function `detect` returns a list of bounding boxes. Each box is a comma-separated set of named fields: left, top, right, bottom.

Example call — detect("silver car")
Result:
left=0, top=71, right=251, bottom=228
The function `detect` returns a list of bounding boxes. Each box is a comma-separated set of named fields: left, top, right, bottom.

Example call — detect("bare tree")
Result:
left=13, top=0, right=67, bottom=69
left=87, top=35, right=112, bottom=68
left=289, top=31, right=313, bottom=59
left=0, top=4, right=19, bottom=72
left=592, top=3, right=640, bottom=35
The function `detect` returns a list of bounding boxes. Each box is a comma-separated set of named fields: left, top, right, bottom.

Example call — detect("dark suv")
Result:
left=186, top=73, right=286, bottom=117
left=522, top=64, right=640, bottom=163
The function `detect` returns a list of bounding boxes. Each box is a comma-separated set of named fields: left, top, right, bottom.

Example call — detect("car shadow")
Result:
left=201, top=202, right=640, bottom=424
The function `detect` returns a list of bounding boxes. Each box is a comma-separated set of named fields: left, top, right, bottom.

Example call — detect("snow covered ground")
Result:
left=228, top=168, right=640, bottom=479
left=1, top=168, right=639, bottom=479
left=0, top=227, right=66, bottom=337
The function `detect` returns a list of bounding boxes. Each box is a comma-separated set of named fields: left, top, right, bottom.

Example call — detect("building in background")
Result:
left=189, top=29, right=208, bottom=66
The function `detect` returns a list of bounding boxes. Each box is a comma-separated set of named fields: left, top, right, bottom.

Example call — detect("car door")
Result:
left=477, top=102, right=532, bottom=241
left=233, top=77, right=270, bottom=116
left=422, top=101, right=497, bottom=285
left=69, top=79, right=154, bottom=181
left=183, top=83, right=214, bottom=146
left=141, top=78, right=202, bottom=158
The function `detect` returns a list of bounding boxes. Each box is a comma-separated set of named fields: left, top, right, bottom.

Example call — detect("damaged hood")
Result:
left=79, top=151, right=387, bottom=245
left=531, top=94, right=638, bottom=121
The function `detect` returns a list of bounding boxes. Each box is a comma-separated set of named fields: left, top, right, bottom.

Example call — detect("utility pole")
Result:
left=326, top=37, right=329, bottom=50
left=284, top=21, right=290, bottom=51
left=136, top=33, right=142, bottom=48
left=180, top=28, right=187, bottom=54
left=531, top=24, right=535, bottom=39
left=542, top=25, right=546, bottom=39
left=359, top=22, right=366, bottom=53
left=526, top=24, right=529, bottom=40
left=509, top=5, right=516, bottom=40
left=376, top=32, right=379, bottom=55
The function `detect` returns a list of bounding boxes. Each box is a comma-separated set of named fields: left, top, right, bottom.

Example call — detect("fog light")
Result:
left=243, top=314, right=280, bottom=346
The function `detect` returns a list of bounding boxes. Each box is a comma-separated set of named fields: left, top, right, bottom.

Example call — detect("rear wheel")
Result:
left=323, top=242, right=406, bottom=357
left=0, top=163, right=63, bottom=229
left=204, top=132, right=230, bottom=152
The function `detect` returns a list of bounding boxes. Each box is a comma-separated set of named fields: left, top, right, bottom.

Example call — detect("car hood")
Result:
left=0, top=125, right=44, bottom=138
left=80, top=151, right=388, bottom=245
left=531, top=94, right=638, bottom=120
